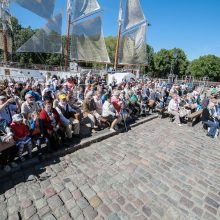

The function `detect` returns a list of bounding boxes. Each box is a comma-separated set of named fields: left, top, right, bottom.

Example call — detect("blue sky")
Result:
left=10, top=0, right=220, bottom=61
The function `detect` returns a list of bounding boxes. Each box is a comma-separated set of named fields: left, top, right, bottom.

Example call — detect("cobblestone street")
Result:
left=1, top=119, right=220, bottom=220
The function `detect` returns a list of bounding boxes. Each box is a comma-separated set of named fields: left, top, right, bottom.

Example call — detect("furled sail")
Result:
left=17, top=13, right=62, bottom=53
left=71, top=16, right=109, bottom=63
left=12, top=0, right=56, bottom=19
left=119, top=22, right=147, bottom=65
left=73, top=0, right=101, bottom=21
left=123, top=0, right=146, bottom=31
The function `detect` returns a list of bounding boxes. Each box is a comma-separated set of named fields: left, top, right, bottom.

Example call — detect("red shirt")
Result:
left=111, top=96, right=122, bottom=113
left=39, top=109, right=61, bottom=134
left=10, top=122, right=30, bottom=141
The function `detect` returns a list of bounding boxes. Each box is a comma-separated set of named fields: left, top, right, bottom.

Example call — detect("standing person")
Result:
left=168, top=94, right=182, bottom=126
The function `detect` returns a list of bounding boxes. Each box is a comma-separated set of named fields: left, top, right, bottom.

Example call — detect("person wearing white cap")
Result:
left=10, top=114, right=32, bottom=161
left=21, top=92, right=40, bottom=120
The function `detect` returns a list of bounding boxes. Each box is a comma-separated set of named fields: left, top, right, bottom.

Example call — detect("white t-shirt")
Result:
left=168, top=99, right=179, bottom=112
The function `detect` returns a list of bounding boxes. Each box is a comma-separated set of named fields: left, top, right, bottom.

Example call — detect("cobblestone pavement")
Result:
left=1, top=119, right=220, bottom=220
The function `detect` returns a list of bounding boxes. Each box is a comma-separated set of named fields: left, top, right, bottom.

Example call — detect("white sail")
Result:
left=70, top=16, right=110, bottom=63
left=12, top=0, right=56, bottom=19
left=119, top=22, right=147, bottom=65
left=123, top=0, right=146, bottom=31
left=73, top=0, right=101, bottom=21
left=67, top=0, right=72, bottom=15
left=17, top=13, right=62, bottom=53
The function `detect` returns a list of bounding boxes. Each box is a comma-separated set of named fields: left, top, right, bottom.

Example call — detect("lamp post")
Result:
left=169, top=51, right=178, bottom=83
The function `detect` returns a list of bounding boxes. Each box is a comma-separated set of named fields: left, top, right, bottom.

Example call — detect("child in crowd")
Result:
left=29, top=111, right=49, bottom=159
left=10, top=114, right=32, bottom=162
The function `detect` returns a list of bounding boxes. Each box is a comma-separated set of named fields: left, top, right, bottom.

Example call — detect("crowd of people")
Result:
left=0, top=74, right=219, bottom=172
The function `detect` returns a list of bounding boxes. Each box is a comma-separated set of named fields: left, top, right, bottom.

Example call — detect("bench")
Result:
left=187, top=109, right=203, bottom=127
left=156, top=107, right=169, bottom=118
left=0, top=142, right=15, bottom=153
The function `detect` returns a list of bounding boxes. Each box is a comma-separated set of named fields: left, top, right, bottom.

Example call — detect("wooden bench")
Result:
left=156, top=107, right=169, bottom=118
left=187, top=109, right=203, bottom=127
left=0, top=142, right=15, bottom=153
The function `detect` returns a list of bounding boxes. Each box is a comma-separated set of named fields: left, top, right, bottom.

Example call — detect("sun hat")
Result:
left=12, top=114, right=23, bottom=122
left=0, top=95, right=6, bottom=100
left=59, top=94, right=66, bottom=100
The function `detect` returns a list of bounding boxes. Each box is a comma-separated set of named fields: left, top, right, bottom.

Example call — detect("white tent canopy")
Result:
left=108, top=72, right=136, bottom=85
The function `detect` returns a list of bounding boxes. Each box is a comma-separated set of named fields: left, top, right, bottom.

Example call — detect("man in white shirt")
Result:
left=168, top=94, right=181, bottom=126
left=102, top=95, right=120, bottom=132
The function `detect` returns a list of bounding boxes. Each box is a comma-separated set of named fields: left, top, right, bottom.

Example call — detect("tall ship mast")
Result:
left=0, top=0, right=12, bottom=63
left=0, top=0, right=110, bottom=71
left=114, top=0, right=148, bottom=71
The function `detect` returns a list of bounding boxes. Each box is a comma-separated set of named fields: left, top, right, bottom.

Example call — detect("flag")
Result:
left=67, top=0, right=72, bottom=15
left=118, top=0, right=123, bottom=25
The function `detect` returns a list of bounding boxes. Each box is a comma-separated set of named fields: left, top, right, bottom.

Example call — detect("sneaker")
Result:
left=4, top=165, right=11, bottom=172
left=206, top=133, right=214, bottom=138
left=19, top=157, right=25, bottom=162
left=91, top=129, right=97, bottom=133
left=178, top=124, right=182, bottom=127
left=114, top=125, right=119, bottom=130
left=110, top=128, right=116, bottom=132
left=10, top=162, right=18, bottom=168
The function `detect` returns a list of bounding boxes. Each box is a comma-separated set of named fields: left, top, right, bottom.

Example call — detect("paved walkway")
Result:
left=0, top=119, right=220, bottom=220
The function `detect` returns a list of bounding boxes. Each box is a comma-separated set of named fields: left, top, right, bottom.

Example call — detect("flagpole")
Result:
left=65, top=0, right=72, bottom=71
left=114, top=0, right=123, bottom=71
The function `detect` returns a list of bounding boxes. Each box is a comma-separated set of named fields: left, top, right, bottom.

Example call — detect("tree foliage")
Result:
left=1, top=17, right=220, bottom=81
left=189, top=55, right=220, bottom=81
left=153, top=48, right=189, bottom=78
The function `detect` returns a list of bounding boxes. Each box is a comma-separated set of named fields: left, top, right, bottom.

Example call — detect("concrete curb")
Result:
left=0, top=114, right=158, bottom=178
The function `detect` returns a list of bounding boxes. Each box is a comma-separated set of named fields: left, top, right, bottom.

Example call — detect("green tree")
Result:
left=105, top=36, right=116, bottom=64
left=145, top=45, right=155, bottom=76
left=189, top=55, right=220, bottom=81
left=153, top=48, right=189, bottom=78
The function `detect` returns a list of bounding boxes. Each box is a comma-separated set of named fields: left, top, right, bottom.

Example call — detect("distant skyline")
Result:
left=10, top=0, right=220, bottom=61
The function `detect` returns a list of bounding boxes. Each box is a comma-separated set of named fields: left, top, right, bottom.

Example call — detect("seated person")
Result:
left=10, top=114, right=33, bottom=162
left=168, top=94, right=182, bottom=126
left=202, top=102, right=219, bottom=138
left=29, top=111, right=49, bottom=158
left=83, top=92, right=99, bottom=131
left=39, top=98, right=62, bottom=150
left=66, top=91, right=81, bottom=120
left=102, top=95, right=120, bottom=132
left=0, top=119, right=17, bottom=172
left=56, top=94, right=80, bottom=139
